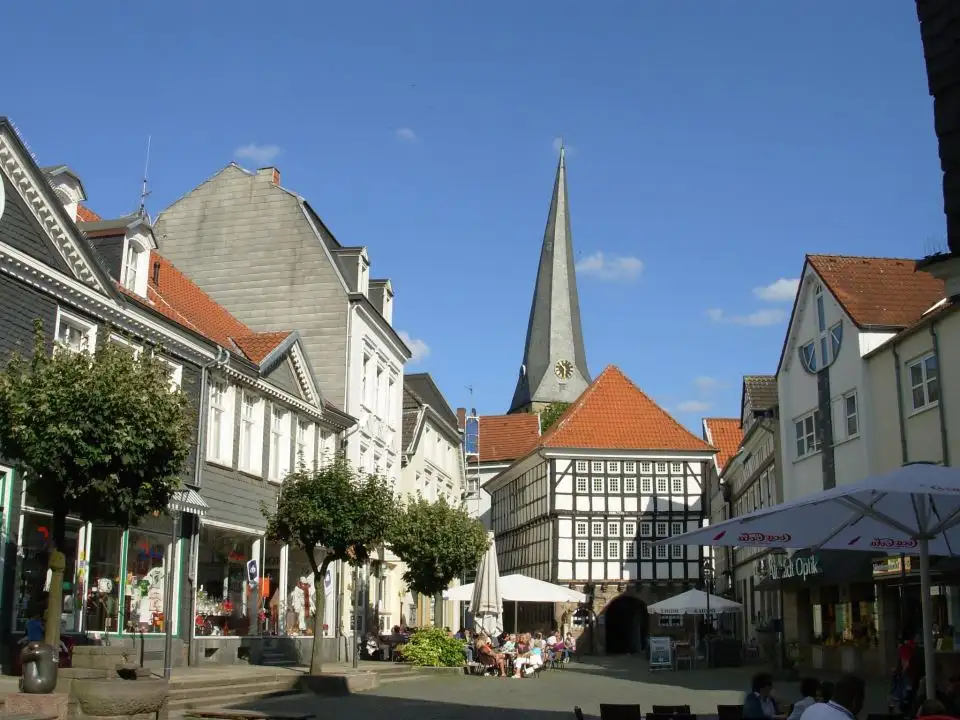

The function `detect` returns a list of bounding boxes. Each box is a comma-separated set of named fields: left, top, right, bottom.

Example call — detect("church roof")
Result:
left=509, top=147, right=590, bottom=412
left=538, top=366, right=714, bottom=452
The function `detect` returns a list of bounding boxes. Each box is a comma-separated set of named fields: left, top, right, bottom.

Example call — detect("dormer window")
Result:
left=123, top=243, right=140, bottom=290
left=359, top=261, right=369, bottom=296
left=121, top=234, right=151, bottom=297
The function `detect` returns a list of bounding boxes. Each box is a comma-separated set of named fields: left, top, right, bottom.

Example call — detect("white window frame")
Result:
left=268, top=405, right=292, bottom=483
left=607, top=461, right=621, bottom=474
left=607, top=540, right=620, bottom=560
left=206, top=380, right=235, bottom=466
left=157, top=356, right=183, bottom=391
left=624, top=541, right=637, bottom=560
left=576, top=460, right=588, bottom=473
left=607, top=521, right=619, bottom=536
left=659, top=615, right=682, bottom=628
left=640, top=462, right=652, bottom=474
left=623, top=461, right=636, bottom=475
left=656, top=543, right=668, bottom=559
left=575, top=521, right=588, bottom=537
left=794, top=409, right=822, bottom=458
left=655, top=477, right=668, bottom=495
left=591, top=461, right=604, bottom=473
left=608, top=477, right=621, bottom=493
left=592, top=477, right=603, bottom=494
left=843, top=391, right=859, bottom=439
left=656, top=462, right=667, bottom=474
left=576, top=477, right=588, bottom=494
left=624, top=477, right=637, bottom=494
left=54, top=308, right=98, bottom=354
left=296, top=418, right=315, bottom=471
left=591, top=540, right=603, bottom=560
left=575, top=540, right=588, bottom=560
left=640, top=477, right=652, bottom=494
left=671, top=521, right=683, bottom=536
left=640, top=521, right=652, bottom=538
left=670, top=462, right=683, bottom=474
left=318, top=430, right=333, bottom=468
left=238, top=391, right=264, bottom=475
left=655, top=521, right=668, bottom=537
left=671, top=477, right=684, bottom=494
left=624, top=521, right=637, bottom=538
left=908, top=353, right=939, bottom=412
left=640, top=541, right=652, bottom=560
left=591, top=521, right=603, bottom=536
left=671, top=544, right=683, bottom=560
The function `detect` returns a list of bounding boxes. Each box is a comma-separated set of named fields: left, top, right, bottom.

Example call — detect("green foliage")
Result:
left=389, top=496, right=489, bottom=597
left=397, top=627, right=466, bottom=667
left=0, top=323, right=193, bottom=533
left=264, top=456, right=399, bottom=573
left=539, top=402, right=570, bottom=433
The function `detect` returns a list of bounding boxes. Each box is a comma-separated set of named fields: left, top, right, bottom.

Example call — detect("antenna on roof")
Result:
left=138, top=135, right=152, bottom=220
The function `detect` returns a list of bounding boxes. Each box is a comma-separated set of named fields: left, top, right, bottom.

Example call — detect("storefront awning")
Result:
left=168, top=488, right=209, bottom=517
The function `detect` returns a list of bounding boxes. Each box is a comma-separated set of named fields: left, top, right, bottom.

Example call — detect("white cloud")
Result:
left=677, top=400, right=712, bottom=413
left=234, top=143, right=282, bottom=165
left=694, top=376, right=721, bottom=391
left=398, top=331, right=430, bottom=364
left=753, top=278, right=800, bottom=303
left=395, top=127, right=420, bottom=143
left=575, top=252, right=644, bottom=282
left=707, top=307, right=787, bottom=327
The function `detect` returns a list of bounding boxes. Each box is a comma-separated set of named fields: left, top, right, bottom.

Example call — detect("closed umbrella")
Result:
left=659, top=462, right=960, bottom=699
left=470, top=532, right=502, bottom=636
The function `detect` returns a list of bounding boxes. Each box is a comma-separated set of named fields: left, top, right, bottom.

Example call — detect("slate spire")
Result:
left=509, top=144, right=590, bottom=414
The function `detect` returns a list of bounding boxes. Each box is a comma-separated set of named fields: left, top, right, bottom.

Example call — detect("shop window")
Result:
left=261, top=541, right=283, bottom=636
left=125, top=524, right=171, bottom=634
left=195, top=526, right=254, bottom=637
left=15, top=513, right=82, bottom=633
left=85, top=527, right=123, bottom=632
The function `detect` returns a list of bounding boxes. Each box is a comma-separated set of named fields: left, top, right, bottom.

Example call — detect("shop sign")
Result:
left=872, top=556, right=912, bottom=577
left=770, top=554, right=822, bottom=582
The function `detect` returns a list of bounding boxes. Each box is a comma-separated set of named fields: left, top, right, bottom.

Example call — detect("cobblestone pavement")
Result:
left=233, top=657, right=894, bottom=720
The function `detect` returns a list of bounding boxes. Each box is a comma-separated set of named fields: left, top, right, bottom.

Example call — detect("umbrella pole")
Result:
left=514, top=601, right=518, bottom=634
left=919, top=536, right=936, bottom=701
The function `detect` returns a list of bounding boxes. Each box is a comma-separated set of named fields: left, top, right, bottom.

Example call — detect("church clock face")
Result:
left=555, top=359, right=574, bottom=380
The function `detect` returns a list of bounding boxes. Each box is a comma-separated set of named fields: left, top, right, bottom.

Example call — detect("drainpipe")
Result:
left=892, top=346, right=909, bottom=466
left=930, top=323, right=950, bottom=466
left=186, top=347, right=230, bottom=667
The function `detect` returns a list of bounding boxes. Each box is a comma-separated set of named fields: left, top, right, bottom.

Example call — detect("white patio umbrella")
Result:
left=658, top=462, right=960, bottom=699
left=470, top=532, right=503, bottom=636
left=445, top=574, right=587, bottom=603
left=648, top=588, right=741, bottom=615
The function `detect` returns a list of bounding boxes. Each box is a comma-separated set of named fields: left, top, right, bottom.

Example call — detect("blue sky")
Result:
left=3, top=2, right=945, bottom=428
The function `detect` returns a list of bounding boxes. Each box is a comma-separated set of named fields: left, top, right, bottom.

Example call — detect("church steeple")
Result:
left=509, top=144, right=590, bottom=414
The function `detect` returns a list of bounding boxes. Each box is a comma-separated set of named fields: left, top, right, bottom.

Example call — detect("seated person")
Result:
left=787, top=677, right=820, bottom=720
left=475, top=635, right=507, bottom=677
left=744, top=672, right=785, bottom=720
left=501, top=633, right=517, bottom=653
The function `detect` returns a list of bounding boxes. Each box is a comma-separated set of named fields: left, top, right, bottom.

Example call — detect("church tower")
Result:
left=509, top=146, right=590, bottom=414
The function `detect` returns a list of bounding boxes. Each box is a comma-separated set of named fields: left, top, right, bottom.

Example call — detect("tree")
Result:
left=389, top=496, right=489, bottom=599
left=0, top=324, right=193, bottom=649
left=539, top=402, right=570, bottom=433
left=264, top=457, right=398, bottom=674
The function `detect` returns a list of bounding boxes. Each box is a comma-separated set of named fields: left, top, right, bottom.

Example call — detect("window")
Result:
left=269, top=406, right=292, bottom=482
left=640, top=541, right=652, bottom=560
left=575, top=540, right=588, bottom=560
left=640, top=462, right=652, bottom=474
left=655, top=477, right=668, bottom=495
left=123, top=242, right=141, bottom=291
left=362, top=354, right=371, bottom=407
left=607, top=522, right=619, bottom=536
left=655, top=521, right=668, bottom=537
left=386, top=377, right=396, bottom=426
left=624, top=521, right=637, bottom=538
left=591, top=521, right=603, bottom=536
left=909, top=353, right=939, bottom=411
left=816, top=285, right=826, bottom=332
left=795, top=410, right=822, bottom=458
left=843, top=392, right=859, bottom=438
left=576, top=460, right=588, bottom=473
left=830, top=322, right=843, bottom=358
left=608, top=541, right=620, bottom=560
left=640, top=477, right=652, bottom=494
left=656, top=543, right=668, bottom=559
left=659, top=615, right=682, bottom=628
left=671, top=462, right=683, bottom=474
left=671, top=477, right=684, bottom=494
left=800, top=342, right=818, bottom=372
left=592, top=477, right=603, bottom=494
left=54, top=308, right=97, bottom=353
left=318, top=430, right=333, bottom=468
left=296, top=419, right=315, bottom=470
left=640, top=522, right=652, bottom=537
left=608, top=477, right=621, bottom=493
left=656, top=462, right=667, bottom=474
left=588, top=461, right=602, bottom=474
left=238, top=392, right=264, bottom=474
left=575, top=521, right=588, bottom=537
left=576, top=477, right=588, bottom=494
left=623, top=461, right=636, bottom=475
left=671, top=544, right=683, bottom=559
left=624, top=477, right=637, bottom=494
left=607, top=461, right=621, bottom=474
left=375, top=366, right=384, bottom=417
left=206, top=380, right=234, bottom=465
left=156, top=356, right=183, bottom=391
left=591, top=541, right=603, bottom=559
left=671, top=521, right=683, bottom=535
left=624, top=541, right=637, bottom=560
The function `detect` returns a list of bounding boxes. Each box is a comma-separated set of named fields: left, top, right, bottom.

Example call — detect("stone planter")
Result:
left=72, top=677, right=169, bottom=719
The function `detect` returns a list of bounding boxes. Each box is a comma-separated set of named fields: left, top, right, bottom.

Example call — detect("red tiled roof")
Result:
left=233, top=332, right=292, bottom=364
left=76, top=205, right=102, bottom=222
left=808, top=255, right=945, bottom=328
left=540, top=366, right=715, bottom=452
left=478, top=414, right=541, bottom=463
left=703, top=418, right=744, bottom=475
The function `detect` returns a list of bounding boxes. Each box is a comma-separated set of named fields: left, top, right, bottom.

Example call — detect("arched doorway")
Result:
left=604, top=595, right=648, bottom=654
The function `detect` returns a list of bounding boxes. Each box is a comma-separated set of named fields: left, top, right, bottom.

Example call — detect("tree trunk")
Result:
left=44, top=507, right=68, bottom=650
left=308, top=556, right=331, bottom=675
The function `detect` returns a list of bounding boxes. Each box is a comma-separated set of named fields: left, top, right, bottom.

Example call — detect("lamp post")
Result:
left=703, top=558, right=714, bottom=667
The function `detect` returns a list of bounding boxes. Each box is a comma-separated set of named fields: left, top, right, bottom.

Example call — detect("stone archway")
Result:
left=604, top=594, right=648, bottom=654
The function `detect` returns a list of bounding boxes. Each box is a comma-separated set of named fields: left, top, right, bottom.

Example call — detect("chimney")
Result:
left=152, top=260, right=161, bottom=286
left=257, top=167, right=280, bottom=185
left=456, top=407, right=466, bottom=430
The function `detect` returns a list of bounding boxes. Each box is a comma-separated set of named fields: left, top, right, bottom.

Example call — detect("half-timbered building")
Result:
left=485, top=365, right=715, bottom=653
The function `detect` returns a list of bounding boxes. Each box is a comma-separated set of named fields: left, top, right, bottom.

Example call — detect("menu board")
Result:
left=649, top=636, right=673, bottom=670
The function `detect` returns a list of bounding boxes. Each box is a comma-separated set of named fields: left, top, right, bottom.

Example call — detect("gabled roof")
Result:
left=702, top=418, right=744, bottom=475
left=41, top=165, right=87, bottom=199
left=808, top=255, right=944, bottom=329
left=539, top=366, right=714, bottom=452
left=743, top=375, right=777, bottom=414
left=76, top=205, right=102, bottom=222
left=477, top=414, right=541, bottom=463
left=401, top=386, right=424, bottom=453
left=404, top=373, right=459, bottom=433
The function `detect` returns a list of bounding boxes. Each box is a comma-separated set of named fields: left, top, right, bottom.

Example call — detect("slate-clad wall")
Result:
left=87, top=235, right=124, bottom=279
left=201, top=463, right=276, bottom=532
left=263, top=358, right=301, bottom=399
left=1, top=176, right=72, bottom=275
left=0, top=274, right=57, bottom=362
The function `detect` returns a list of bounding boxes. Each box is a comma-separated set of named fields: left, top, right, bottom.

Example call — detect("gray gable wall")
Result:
left=263, top=357, right=302, bottom=399
left=154, top=166, right=349, bottom=407
left=1, top=175, right=73, bottom=276
left=87, top=234, right=124, bottom=279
